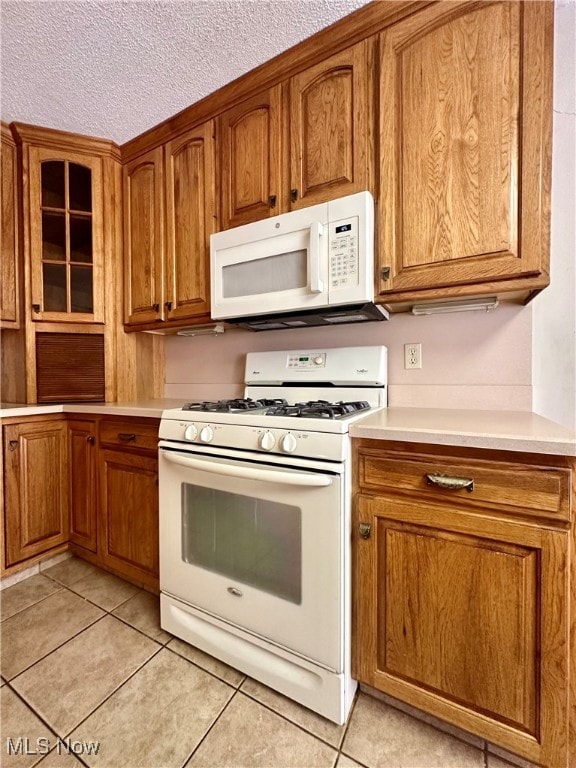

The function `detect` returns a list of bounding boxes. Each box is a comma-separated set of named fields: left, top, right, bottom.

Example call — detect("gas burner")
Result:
left=183, top=398, right=287, bottom=413
left=265, top=400, right=371, bottom=420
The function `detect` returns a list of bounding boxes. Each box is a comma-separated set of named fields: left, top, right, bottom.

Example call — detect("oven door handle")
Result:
left=161, top=450, right=333, bottom=487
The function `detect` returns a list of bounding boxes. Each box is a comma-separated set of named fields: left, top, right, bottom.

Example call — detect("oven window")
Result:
left=181, top=484, right=302, bottom=604
left=222, top=250, right=307, bottom=298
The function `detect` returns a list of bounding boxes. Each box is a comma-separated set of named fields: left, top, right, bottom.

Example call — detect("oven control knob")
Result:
left=314, top=356, right=324, bottom=365
left=259, top=430, right=276, bottom=451
left=199, top=426, right=214, bottom=443
left=281, top=433, right=298, bottom=453
left=184, top=424, right=198, bottom=441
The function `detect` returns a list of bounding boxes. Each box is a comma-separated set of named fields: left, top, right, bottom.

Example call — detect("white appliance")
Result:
left=210, top=191, right=389, bottom=330
left=158, top=346, right=387, bottom=724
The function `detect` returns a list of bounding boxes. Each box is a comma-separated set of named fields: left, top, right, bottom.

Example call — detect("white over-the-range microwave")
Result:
left=210, top=191, right=389, bottom=331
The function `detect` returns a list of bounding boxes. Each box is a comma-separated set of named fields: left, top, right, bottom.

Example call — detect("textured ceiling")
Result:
left=1, top=0, right=370, bottom=144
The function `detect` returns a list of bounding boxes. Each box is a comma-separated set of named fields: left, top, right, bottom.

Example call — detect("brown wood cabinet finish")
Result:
left=68, top=419, right=98, bottom=553
left=27, top=146, right=105, bottom=323
left=124, top=123, right=215, bottom=330
left=98, top=447, right=159, bottom=591
left=353, top=440, right=573, bottom=768
left=378, top=0, right=552, bottom=304
left=289, top=40, right=372, bottom=209
left=1, top=123, right=20, bottom=328
left=3, top=418, right=69, bottom=566
left=164, top=122, right=215, bottom=322
left=219, top=87, right=283, bottom=229
left=123, top=147, right=165, bottom=325
left=218, top=41, right=372, bottom=229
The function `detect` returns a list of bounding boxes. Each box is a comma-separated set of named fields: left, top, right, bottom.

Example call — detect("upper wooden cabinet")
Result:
left=377, top=1, right=552, bottom=304
left=218, top=40, right=372, bottom=229
left=124, top=121, right=215, bottom=329
left=289, top=40, right=372, bottom=210
left=124, top=147, right=164, bottom=326
left=1, top=123, right=20, bottom=329
left=219, top=88, right=282, bottom=230
left=27, top=146, right=105, bottom=323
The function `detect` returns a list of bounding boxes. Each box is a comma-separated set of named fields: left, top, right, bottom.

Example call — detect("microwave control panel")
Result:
left=329, top=216, right=359, bottom=289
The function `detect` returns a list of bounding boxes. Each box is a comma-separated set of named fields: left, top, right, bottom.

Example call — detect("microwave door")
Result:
left=211, top=218, right=329, bottom=320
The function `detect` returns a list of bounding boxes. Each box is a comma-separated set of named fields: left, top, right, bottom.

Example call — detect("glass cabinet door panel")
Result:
left=36, top=157, right=97, bottom=317
left=70, top=215, right=93, bottom=263
left=41, top=211, right=66, bottom=261
left=41, top=161, right=65, bottom=208
left=43, top=264, right=67, bottom=311
left=69, top=163, right=92, bottom=211
left=70, top=266, right=93, bottom=313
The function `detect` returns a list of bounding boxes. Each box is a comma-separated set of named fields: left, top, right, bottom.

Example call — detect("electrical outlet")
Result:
left=404, top=343, right=422, bottom=370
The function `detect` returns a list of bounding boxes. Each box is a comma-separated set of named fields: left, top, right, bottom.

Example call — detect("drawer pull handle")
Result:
left=425, top=473, right=474, bottom=492
left=118, top=433, right=136, bottom=442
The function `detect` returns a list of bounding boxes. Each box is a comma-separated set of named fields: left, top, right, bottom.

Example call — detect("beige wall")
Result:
left=165, top=303, right=532, bottom=410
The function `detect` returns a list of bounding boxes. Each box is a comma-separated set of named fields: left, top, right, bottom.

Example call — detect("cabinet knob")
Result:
left=32, top=304, right=41, bottom=313
left=153, top=303, right=160, bottom=313
left=269, top=195, right=277, bottom=209
left=165, top=301, right=173, bottom=311
left=359, top=522, right=372, bottom=540
left=86, top=435, right=95, bottom=445
left=381, top=267, right=391, bottom=281
left=8, top=440, right=18, bottom=451
left=290, top=189, right=299, bottom=203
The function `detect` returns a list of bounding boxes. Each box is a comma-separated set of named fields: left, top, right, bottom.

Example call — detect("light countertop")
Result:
left=349, top=407, right=576, bottom=457
left=1, top=402, right=574, bottom=457
left=0, top=400, right=183, bottom=420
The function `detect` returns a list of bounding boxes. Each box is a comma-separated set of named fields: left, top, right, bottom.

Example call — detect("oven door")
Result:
left=159, top=446, right=345, bottom=670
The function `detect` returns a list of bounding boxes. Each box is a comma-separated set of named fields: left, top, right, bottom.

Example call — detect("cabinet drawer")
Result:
left=357, top=450, right=572, bottom=522
left=99, top=419, right=160, bottom=452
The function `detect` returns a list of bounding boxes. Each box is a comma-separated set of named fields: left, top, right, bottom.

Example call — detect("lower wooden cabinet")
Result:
left=353, top=440, right=574, bottom=768
left=68, top=419, right=98, bottom=553
left=3, top=418, right=69, bottom=567
left=95, top=417, right=160, bottom=590
left=2, top=414, right=159, bottom=592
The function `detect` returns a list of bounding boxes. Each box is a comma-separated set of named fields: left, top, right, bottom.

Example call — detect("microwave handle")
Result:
left=309, top=222, right=324, bottom=294
left=161, top=450, right=333, bottom=487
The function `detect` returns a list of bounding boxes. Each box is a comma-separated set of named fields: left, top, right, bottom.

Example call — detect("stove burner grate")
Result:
left=183, top=397, right=287, bottom=413
left=265, top=400, right=371, bottom=419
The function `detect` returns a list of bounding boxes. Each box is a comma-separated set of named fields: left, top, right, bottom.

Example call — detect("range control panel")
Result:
left=286, top=352, right=326, bottom=369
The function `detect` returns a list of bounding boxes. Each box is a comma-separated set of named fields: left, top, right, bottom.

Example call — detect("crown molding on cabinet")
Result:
left=10, top=122, right=121, bottom=161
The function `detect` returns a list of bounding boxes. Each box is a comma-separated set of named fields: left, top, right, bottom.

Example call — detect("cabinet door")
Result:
left=219, top=88, right=282, bottom=229
left=3, top=420, right=69, bottom=566
left=68, top=419, right=97, bottom=552
left=28, top=147, right=104, bottom=323
left=289, top=40, right=372, bottom=210
left=164, top=122, right=215, bottom=322
left=354, top=494, right=570, bottom=767
left=378, top=1, right=552, bottom=297
left=123, top=147, right=164, bottom=325
left=1, top=124, right=20, bottom=328
left=98, top=448, right=159, bottom=590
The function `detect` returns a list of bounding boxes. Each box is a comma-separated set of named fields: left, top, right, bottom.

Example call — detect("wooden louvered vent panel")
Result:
left=36, top=333, right=105, bottom=403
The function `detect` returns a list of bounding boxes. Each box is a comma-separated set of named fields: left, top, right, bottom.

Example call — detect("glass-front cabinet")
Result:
left=28, top=148, right=104, bottom=322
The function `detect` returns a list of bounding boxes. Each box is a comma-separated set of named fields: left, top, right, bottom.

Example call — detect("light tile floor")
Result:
left=0, top=557, right=526, bottom=768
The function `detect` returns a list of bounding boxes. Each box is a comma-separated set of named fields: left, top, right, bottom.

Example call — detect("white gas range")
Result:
left=158, top=346, right=387, bottom=724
